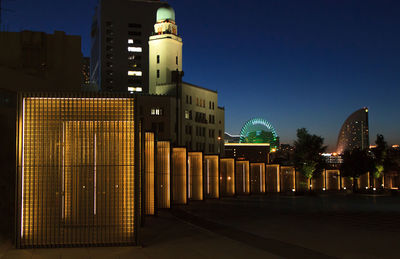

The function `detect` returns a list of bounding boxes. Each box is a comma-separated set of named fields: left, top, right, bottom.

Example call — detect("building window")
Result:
left=128, top=31, right=141, bottom=36
left=128, top=23, right=141, bottom=28
left=157, top=70, right=160, bottom=78
left=128, top=47, right=142, bottom=52
left=176, top=56, right=178, bottom=65
left=151, top=108, right=163, bottom=116
left=185, top=110, right=190, bottom=120
left=190, top=96, right=192, bottom=104
left=128, top=87, right=142, bottom=93
left=128, top=71, right=142, bottom=76
left=157, top=55, right=160, bottom=64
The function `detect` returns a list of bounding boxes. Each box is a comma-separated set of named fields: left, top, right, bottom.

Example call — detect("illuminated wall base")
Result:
left=280, top=166, right=296, bottom=192
left=236, top=161, right=250, bottom=195
left=220, top=158, right=235, bottom=196
left=250, top=163, right=265, bottom=194
left=312, top=170, right=326, bottom=191
left=188, top=152, right=203, bottom=201
left=157, top=141, right=171, bottom=209
left=266, top=165, right=280, bottom=193
left=326, top=170, right=340, bottom=191
left=172, top=148, right=187, bottom=205
left=204, top=155, right=219, bottom=199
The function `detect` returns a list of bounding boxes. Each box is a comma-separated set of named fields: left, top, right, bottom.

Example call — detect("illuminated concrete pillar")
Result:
left=188, top=152, right=203, bottom=201
left=220, top=158, right=235, bottom=196
left=172, top=147, right=187, bottom=204
left=266, top=165, right=280, bottom=193
left=145, top=132, right=156, bottom=215
left=250, top=163, right=265, bottom=194
left=157, top=141, right=170, bottom=209
left=235, top=161, right=250, bottom=195
left=204, top=155, right=219, bottom=199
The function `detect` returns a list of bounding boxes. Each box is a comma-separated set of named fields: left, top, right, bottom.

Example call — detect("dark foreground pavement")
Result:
left=1, top=194, right=399, bottom=258
left=177, top=194, right=400, bottom=259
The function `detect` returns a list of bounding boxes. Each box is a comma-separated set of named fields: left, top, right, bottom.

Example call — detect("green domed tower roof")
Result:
left=156, top=6, right=175, bottom=22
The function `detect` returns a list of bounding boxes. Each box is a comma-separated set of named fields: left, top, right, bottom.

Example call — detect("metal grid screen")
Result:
left=17, top=95, right=136, bottom=248
left=144, top=132, right=155, bottom=215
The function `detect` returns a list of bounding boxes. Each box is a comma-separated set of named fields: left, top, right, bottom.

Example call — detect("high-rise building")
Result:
left=137, top=5, right=225, bottom=154
left=336, top=107, right=369, bottom=154
left=0, top=30, right=83, bottom=92
left=90, top=0, right=166, bottom=93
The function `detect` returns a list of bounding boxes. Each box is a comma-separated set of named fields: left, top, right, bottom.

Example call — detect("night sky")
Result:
left=3, top=0, right=399, bottom=151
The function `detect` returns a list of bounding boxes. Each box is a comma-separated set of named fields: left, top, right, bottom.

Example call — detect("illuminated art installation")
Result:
left=17, top=94, right=137, bottom=248
left=240, top=118, right=279, bottom=149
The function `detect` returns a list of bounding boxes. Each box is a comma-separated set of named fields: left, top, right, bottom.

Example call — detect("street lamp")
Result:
left=218, top=136, right=221, bottom=154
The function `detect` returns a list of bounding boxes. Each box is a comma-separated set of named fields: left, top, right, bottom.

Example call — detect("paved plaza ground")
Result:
left=1, top=193, right=399, bottom=258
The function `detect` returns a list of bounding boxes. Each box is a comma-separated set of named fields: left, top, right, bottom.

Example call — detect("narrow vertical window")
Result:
left=176, top=56, right=178, bottom=65
left=157, top=70, right=160, bottom=78
left=157, top=55, right=160, bottom=64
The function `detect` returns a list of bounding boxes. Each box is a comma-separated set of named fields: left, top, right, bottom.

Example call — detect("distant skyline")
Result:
left=2, top=0, right=399, bottom=151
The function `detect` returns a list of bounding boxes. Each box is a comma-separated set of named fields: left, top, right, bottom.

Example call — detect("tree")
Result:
left=293, top=128, right=327, bottom=188
left=373, top=134, right=387, bottom=180
left=341, top=148, right=375, bottom=191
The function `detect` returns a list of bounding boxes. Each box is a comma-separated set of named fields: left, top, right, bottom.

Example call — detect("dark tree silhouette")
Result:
left=293, top=128, right=327, bottom=187
left=341, top=148, right=375, bottom=192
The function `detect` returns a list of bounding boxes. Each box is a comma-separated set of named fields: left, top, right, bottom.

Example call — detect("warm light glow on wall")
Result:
left=188, top=152, right=203, bottom=201
left=359, top=172, right=370, bottom=189
left=266, top=165, right=280, bottom=192
left=250, top=163, right=265, bottom=194
left=312, top=170, right=326, bottom=191
left=145, top=132, right=155, bottom=215
left=17, top=95, right=136, bottom=247
left=220, top=158, right=235, bottom=196
left=172, top=148, right=187, bottom=205
left=157, top=141, right=170, bottom=209
left=236, top=161, right=250, bottom=195
left=280, top=166, right=295, bottom=192
left=326, top=170, right=340, bottom=191
left=204, top=155, right=219, bottom=199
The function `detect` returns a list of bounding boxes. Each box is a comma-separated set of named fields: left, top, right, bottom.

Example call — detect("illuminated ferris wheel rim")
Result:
left=239, top=118, right=278, bottom=140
